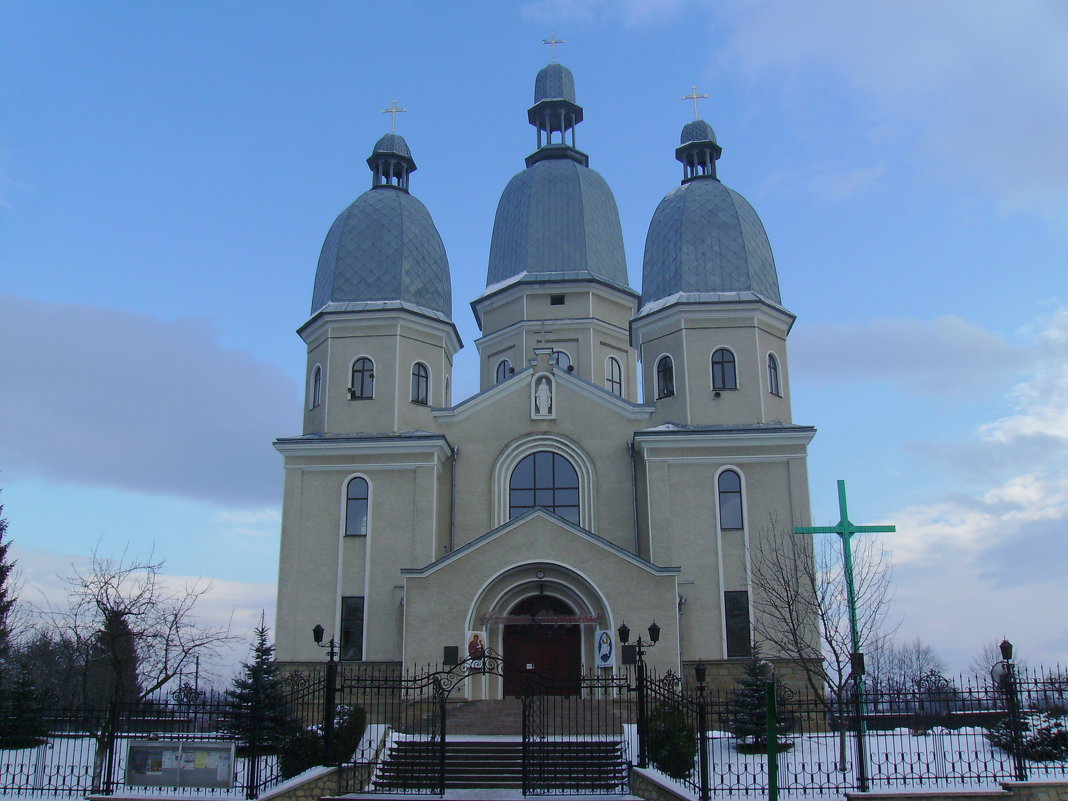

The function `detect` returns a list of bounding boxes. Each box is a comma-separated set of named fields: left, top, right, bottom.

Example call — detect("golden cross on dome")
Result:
left=381, top=100, right=407, bottom=132
left=542, top=33, right=565, bottom=61
left=683, top=85, right=709, bottom=120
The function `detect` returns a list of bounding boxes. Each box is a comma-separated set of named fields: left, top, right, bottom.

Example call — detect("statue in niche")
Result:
left=534, top=376, right=553, bottom=415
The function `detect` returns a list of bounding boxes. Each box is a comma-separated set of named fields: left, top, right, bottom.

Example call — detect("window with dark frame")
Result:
left=606, top=357, right=623, bottom=397
left=351, top=357, right=374, bottom=399
left=768, top=353, right=781, bottom=396
left=550, top=350, right=571, bottom=370
left=550, top=294, right=565, bottom=306
left=496, top=359, right=512, bottom=383
left=724, top=590, right=752, bottom=658
left=345, top=477, right=369, bottom=536
left=712, top=348, right=737, bottom=390
left=656, top=355, right=674, bottom=399
left=411, top=362, right=429, bottom=405
left=340, top=596, right=364, bottom=661
left=718, top=469, right=743, bottom=529
left=311, top=365, right=322, bottom=409
left=509, top=451, right=580, bottom=524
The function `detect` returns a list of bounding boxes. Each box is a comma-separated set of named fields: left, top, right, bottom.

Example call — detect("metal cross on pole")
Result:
left=381, top=100, right=407, bottom=133
left=683, top=85, right=709, bottom=120
left=542, top=33, right=565, bottom=61
left=795, top=479, right=895, bottom=792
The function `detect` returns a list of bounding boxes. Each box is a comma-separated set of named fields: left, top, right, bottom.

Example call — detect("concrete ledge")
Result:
left=629, top=766, right=692, bottom=801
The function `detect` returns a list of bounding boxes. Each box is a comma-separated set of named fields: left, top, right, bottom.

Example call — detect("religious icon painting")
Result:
left=595, top=628, right=614, bottom=668
left=466, top=630, right=487, bottom=670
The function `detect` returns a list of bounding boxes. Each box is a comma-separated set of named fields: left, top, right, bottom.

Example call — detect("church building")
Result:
left=273, top=60, right=816, bottom=694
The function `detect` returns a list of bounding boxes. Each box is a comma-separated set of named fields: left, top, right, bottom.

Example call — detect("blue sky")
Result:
left=2, top=0, right=1066, bottom=675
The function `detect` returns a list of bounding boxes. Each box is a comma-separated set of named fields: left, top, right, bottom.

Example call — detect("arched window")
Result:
left=606, top=357, right=623, bottom=397
left=496, top=359, right=512, bottom=383
left=718, top=470, right=743, bottom=530
left=509, top=451, right=580, bottom=524
left=767, top=353, right=781, bottom=396
left=550, top=350, right=572, bottom=371
left=345, top=477, right=369, bottom=536
left=351, top=357, right=374, bottom=400
left=445, top=376, right=451, bottom=406
left=656, top=356, right=674, bottom=399
left=311, top=365, right=322, bottom=409
left=411, top=362, right=429, bottom=405
left=712, top=348, right=737, bottom=390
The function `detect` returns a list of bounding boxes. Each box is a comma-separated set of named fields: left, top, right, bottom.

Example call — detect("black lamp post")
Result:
left=618, top=621, right=660, bottom=768
left=312, top=624, right=340, bottom=766
left=695, top=661, right=710, bottom=801
left=991, top=639, right=1027, bottom=781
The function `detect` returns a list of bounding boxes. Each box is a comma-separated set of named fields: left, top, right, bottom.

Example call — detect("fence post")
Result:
left=766, top=679, right=778, bottom=801
left=246, top=666, right=262, bottom=800
left=697, top=684, right=710, bottom=801
left=1005, top=664, right=1028, bottom=782
left=101, top=696, right=120, bottom=795
left=636, top=658, right=649, bottom=769
left=322, top=660, right=338, bottom=766
left=852, top=672, right=870, bottom=792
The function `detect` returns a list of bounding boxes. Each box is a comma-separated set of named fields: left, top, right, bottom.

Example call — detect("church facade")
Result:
left=273, top=62, right=816, bottom=694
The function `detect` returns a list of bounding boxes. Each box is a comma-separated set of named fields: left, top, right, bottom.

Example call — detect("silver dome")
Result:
left=534, top=63, right=576, bottom=103
left=311, top=187, right=452, bottom=319
left=485, top=158, right=630, bottom=291
left=641, top=178, right=779, bottom=309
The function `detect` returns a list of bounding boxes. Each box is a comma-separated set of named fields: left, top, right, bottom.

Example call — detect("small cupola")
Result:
left=526, top=57, right=587, bottom=168
left=368, top=132, right=416, bottom=191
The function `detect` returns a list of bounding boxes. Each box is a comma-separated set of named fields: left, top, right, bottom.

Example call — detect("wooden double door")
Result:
left=502, top=595, right=582, bottom=696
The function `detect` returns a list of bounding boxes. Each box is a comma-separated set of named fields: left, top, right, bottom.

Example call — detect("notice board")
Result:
left=125, top=741, right=234, bottom=789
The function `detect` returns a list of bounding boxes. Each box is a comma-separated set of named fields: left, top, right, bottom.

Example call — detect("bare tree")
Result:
left=47, top=549, right=236, bottom=791
left=750, top=529, right=895, bottom=765
left=868, top=637, right=947, bottom=693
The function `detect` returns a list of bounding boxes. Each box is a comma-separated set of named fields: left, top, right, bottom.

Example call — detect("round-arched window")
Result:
left=509, top=451, right=580, bottom=524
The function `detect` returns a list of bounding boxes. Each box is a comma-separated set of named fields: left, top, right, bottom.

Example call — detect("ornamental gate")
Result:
left=334, top=651, right=632, bottom=795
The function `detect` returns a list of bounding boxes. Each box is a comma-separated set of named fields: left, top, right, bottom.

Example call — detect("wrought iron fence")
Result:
left=1, top=662, right=1065, bottom=798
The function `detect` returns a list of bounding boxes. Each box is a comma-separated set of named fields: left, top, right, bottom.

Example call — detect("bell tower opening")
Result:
left=502, top=594, right=582, bottom=696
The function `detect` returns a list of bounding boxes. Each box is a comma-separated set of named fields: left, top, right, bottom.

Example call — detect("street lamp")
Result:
left=990, top=639, right=1027, bottom=781
left=618, top=621, right=660, bottom=768
left=312, top=624, right=340, bottom=766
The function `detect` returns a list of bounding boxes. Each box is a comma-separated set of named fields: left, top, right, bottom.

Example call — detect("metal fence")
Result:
left=0, top=662, right=1065, bottom=798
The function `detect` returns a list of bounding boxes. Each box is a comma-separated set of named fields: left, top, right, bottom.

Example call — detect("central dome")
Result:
left=486, top=158, right=629, bottom=289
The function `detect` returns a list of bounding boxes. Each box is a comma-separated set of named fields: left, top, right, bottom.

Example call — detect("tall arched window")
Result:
left=712, top=348, right=737, bottom=390
left=718, top=470, right=743, bottom=530
left=411, top=363, right=429, bottom=405
left=656, top=356, right=674, bottom=399
left=509, top=451, right=580, bottom=524
left=496, top=359, right=512, bottom=383
left=767, top=353, right=781, bottom=396
left=351, top=357, right=374, bottom=399
left=311, top=365, right=322, bottom=409
left=345, top=477, right=369, bottom=536
left=550, top=350, right=572, bottom=370
left=606, top=357, right=623, bottom=397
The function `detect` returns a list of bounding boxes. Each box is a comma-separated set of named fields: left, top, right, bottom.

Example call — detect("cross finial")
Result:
left=542, top=33, right=565, bottom=62
left=381, top=100, right=407, bottom=133
left=683, top=85, right=709, bottom=120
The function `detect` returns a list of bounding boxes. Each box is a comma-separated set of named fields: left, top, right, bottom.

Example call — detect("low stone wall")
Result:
left=630, top=766, right=691, bottom=801
left=845, top=781, right=1068, bottom=801
left=257, top=766, right=338, bottom=801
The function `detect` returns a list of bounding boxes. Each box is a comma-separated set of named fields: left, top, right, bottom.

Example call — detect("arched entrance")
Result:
left=502, top=595, right=581, bottom=696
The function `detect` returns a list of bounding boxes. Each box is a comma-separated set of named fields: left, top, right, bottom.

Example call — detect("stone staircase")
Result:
left=372, top=738, right=628, bottom=792
left=366, top=699, right=630, bottom=793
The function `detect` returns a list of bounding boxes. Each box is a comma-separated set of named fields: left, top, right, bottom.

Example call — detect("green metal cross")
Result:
left=795, top=479, right=895, bottom=659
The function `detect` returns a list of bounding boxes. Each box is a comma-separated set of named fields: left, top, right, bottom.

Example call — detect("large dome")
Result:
left=486, top=154, right=629, bottom=290
left=310, top=133, right=452, bottom=320
left=640, top=117, right=779, bottom=312
left=311, top=187, right=452, bottom=319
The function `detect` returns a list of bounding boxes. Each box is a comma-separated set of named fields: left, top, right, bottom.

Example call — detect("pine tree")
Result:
left=224, top=624, right=295, bottom=756
left=727, top=655, right=795, bottom=752
left=0, top=664, right=48, bottom=750
left=0, top=502, right=17, bottom=666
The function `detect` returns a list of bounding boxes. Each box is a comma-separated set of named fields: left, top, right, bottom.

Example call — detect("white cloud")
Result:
left=792, top=314, right=1025, bottom=394
left=763, top=162, right=887, bottom=202
left=717, top=0, right=1068, bottom=215
left=0, top=295, right=300, bottom=506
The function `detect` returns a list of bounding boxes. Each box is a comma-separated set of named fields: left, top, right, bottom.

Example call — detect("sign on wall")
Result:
left=125, top=741, right=234, bottom=789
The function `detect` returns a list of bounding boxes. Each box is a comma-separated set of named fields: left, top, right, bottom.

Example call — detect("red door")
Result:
left=502, top=595, right=582, bottom=696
